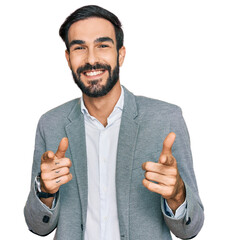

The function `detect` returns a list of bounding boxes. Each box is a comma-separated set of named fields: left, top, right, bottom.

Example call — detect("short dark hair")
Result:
left=59, top=5, right=124, bottom=51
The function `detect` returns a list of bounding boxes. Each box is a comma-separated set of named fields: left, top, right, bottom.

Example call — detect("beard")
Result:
left=71, top=60, right=119, bottom=98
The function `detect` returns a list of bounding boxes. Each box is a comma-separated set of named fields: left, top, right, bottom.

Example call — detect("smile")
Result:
left=83, top=70, right=106, bottom=77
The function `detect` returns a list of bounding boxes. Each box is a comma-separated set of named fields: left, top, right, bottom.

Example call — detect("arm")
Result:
left=24, top=117, right=59, bottom=236
left=24, top=117, right=72, bottom=236
left=142, top=107, right=204, bottom=239
left=163, top=108, right=204, bottom=239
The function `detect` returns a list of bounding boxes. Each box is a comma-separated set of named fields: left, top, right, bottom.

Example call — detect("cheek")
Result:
left=105, top=56, right=118, bottom=69
left=69, top=56, right=83, bottom=71
left=98, top=49, right=117, bottom=64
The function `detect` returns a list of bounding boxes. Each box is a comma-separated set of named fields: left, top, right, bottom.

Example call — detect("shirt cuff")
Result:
left=35, top=175, right=57, bottom=209
left=164, top=198, right=187, bottom=219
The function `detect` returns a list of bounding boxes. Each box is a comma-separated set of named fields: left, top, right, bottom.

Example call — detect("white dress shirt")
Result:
left=81, top=88, right=124, bottom=240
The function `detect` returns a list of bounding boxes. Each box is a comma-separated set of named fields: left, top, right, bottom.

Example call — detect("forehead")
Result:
left=68, top=17, right=116, bottom=44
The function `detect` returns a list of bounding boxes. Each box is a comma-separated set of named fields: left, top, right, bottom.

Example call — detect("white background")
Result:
left=0, top=0, right=227, bottom=239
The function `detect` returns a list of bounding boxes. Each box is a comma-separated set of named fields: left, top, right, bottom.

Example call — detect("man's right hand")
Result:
left=40, top=137, right=73, bottom=195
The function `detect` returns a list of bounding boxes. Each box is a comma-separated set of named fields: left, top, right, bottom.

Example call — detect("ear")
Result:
left=118, top=46, right=126, bottom=67
left=65, top=50, right=72, bottom=68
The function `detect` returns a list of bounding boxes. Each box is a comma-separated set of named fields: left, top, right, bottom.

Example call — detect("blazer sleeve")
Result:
left=24, top=116, right=60, bottom=236
left=161, top=107, right=204, bottom=239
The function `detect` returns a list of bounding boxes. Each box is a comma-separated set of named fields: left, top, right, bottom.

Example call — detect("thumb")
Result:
left=161, top=132, right=176, bottom=155
left=55, top=137, right=69, bottom=159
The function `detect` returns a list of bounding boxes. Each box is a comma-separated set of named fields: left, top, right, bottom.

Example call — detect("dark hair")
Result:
left=59, top=5, right=124, bottom=51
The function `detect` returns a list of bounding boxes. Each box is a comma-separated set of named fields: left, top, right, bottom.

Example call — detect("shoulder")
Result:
left=39, top=98, right=80, bottom=125
left=135, top=95, right=182, bottom=118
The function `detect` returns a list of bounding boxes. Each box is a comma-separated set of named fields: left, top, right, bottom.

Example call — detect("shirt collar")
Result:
left=80, top=86, right=124, bottom=116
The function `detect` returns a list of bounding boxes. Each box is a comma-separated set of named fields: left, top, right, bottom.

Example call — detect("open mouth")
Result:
left=83, top=69, right=106, bottom=78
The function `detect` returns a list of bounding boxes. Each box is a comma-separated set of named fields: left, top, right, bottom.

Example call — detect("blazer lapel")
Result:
left=65, top=99, right=88, bottom=227
left=116, top=86, right=139, bottom=237
left=63, top=87, right=139, bottom=235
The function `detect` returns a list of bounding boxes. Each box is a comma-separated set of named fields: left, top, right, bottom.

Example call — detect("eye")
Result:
left=98, top=44, right=109, bottom=48
left=74, top=46, right=85, bottom=51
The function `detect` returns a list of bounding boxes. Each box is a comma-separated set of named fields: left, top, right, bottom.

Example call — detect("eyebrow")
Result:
left=69, top=39, right=85, bottom=48
left=94, top=37, right=114, bottom=44
left=69, top=37, right=114, bottom=49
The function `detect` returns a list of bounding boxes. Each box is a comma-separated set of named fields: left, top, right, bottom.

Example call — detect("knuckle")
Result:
left=143, top=162, right=148, bottom=169
left=66, top=167, right=70, bottom=174
left=61, top=175, right=69, bottom=184
left=40, top=163, right=47, bottom=172
left=144, top=162, right=152, bottom=170
left=42, top=181, right=50, bottom=191
left=171, top=168, right=178, bottom=176
left=145, top=171, right=151, bottom=179
left=160, top=155, right=166, bottom=164
left=66, top=158, right=72, bottom=167
left=47, top=183, right=55, bottom=192
left=41, top=172, right=48, bottom=181
left=169, top=177, right=176, bottom=186
left=68, top=173, right=73, bottom=181
left=43, top=181, right=50, bottom=189
left=62, top=167, right=70, bottom=175
left=142, top=178, right=147, bottom=186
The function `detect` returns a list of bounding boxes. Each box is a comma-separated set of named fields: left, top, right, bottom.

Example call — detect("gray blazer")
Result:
left=24, top=86, right=204, bottom=239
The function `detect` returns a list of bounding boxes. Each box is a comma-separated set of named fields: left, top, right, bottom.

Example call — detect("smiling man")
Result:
left=67, top=20, right=122, bottom=99
left=24, top=5, right=204, bottom=240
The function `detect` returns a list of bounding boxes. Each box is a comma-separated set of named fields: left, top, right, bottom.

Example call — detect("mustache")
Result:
left=76, top=63, right=111, bottom=75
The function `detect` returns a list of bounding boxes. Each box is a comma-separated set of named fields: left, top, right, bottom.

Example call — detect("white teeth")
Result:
left=85, top=70, right=103, bottom=76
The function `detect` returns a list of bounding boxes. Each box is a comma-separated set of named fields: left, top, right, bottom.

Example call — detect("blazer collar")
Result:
left=67, top=98, right=82, bottom=122
left=66, top=85, right=138, bottom=122
left=121, top=85, right=138, bottom=120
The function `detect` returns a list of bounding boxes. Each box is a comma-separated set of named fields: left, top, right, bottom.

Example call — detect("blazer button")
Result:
left=186, top=217, right=191, bottom=225
left=42, top=215, right=50, bottom=223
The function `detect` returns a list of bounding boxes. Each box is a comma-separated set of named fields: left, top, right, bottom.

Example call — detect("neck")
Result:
left=82, top=81, right=121, bottom=127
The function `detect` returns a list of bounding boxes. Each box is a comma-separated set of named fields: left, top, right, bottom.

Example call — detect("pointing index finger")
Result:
left=161, top=132, right=176, bottom=155
left=55, top=137, right=69, bottom=159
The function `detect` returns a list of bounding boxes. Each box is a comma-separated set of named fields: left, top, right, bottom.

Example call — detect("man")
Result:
left=24, top=5, right=204, bottom=240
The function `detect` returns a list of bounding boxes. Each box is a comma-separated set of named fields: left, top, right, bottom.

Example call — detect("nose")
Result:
left=86, top=48, right=97, bottom=65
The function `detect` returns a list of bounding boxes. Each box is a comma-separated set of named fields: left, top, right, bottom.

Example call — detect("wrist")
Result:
left=167, top=180, right=186, bottom=212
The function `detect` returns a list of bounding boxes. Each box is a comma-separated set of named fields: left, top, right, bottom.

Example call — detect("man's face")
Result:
left=65, top=17, right=125, bottom=97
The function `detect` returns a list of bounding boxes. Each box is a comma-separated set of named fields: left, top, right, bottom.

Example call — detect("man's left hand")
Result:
left=142, top=132, right=186, bottom=212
